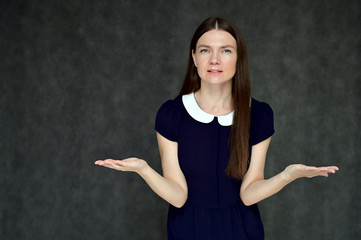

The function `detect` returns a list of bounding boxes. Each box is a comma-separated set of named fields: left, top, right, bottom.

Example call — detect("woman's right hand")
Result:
left=95, top=158, right=149, bottom=174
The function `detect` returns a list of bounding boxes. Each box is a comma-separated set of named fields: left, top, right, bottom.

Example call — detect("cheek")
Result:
left=225, top=58, right=237, bottom=71
left=196, top=55, right=207, bottom=65
left=195, top=58, right=209, bottom=72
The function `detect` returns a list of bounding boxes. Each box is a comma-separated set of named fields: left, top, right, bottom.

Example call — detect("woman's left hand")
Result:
left=283, top=164, right=339, bottom=182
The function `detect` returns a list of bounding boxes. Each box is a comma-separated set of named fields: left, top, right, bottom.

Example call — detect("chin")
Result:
left=203, top=79, right=232, bottom=85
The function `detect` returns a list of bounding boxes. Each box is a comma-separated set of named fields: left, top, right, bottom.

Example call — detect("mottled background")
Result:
left=1, top=0, right=360, bottom=239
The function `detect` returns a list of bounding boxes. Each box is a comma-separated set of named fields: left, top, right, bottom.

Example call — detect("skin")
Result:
left=192, top=30, right=236, bottom=115
left=95, top=29, right=339, bottom=208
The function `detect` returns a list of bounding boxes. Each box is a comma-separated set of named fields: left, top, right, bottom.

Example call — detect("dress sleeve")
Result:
left=154, top=99, right=180, bottom=142
left=250, top=101, right=275, bottom=146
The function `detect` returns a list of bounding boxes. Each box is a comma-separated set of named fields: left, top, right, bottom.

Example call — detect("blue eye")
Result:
left=223, top=49, right=232, bottom=53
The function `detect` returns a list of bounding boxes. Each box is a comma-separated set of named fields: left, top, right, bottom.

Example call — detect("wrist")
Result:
left=137, top=161, right=151, bottom=177
left=281, top=168, right=294, bottom=183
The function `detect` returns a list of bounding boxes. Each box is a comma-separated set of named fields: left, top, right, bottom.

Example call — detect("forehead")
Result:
left=196, top=30, right=236, bottom=48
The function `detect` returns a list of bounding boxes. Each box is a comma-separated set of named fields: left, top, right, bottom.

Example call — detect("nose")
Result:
left=210, top=52, right=220, bottom=65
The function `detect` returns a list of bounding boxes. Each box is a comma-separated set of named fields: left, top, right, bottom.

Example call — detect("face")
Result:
left=192, top=30, right=237, bottom=86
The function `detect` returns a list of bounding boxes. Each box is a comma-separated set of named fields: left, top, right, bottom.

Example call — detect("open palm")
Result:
left=284, top=164, right=339, bottom=181
left=95, top=158, right=148, bottom=174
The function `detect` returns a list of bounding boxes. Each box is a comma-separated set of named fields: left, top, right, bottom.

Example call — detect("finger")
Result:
left=104, top=159, right=116, bottom=164
left=328, top=166, right=339, bottom=171
left=322, top=167, right=338, bottom=173
left=316, top=169, right=332, bottom=175
left=97, top=159, right=120, bottom=169
left=121, top=157, right=139, bottom=163
left=312, top=172, right=328, bottom=178
left=317, top=168, right=337, bottom=176
left=300, top=165, right=316, bottom=171
left=95, top=160, right=107, bottom=165
left=317, top=167, right=334, bottom=172
left=317, top=173, right=327, bottom=177
left=114, top=160, right=125, bottom=164
left=95, top=159, right=114, bottom=163
left=319, top=166, right=339, bottom=171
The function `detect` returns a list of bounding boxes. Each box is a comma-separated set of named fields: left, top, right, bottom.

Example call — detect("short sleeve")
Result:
left=154, top=99, right=180, bottom=142
left=250, top=101, right=275, bottom=146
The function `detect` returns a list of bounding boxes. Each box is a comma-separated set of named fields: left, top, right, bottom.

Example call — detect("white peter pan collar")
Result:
left=182, top=93, right=234, bottom=126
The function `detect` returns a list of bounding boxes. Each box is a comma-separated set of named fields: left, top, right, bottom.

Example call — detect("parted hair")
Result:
left=178, top=17, right=251, bottom=180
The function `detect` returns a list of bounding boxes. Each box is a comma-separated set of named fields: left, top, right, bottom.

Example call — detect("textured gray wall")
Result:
left=1, top=0, right=360, bottom=239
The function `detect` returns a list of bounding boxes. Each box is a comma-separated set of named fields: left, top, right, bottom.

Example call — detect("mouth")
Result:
left=207, top=70, right=223, bottom=73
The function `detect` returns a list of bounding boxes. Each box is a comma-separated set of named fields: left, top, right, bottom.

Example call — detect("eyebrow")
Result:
left=197, top=44, right=236, bottom=49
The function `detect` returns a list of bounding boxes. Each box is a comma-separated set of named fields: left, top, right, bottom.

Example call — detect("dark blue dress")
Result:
left=154, top=93, right=275, bottom=240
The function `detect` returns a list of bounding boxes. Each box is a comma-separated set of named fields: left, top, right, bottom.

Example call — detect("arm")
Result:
left=240, top=137, right=339, bottom=206
left=95, top=132, right=188, bottom=208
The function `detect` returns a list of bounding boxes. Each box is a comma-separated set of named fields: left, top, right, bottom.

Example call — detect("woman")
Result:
left=95, top=17, right=338, bottom=240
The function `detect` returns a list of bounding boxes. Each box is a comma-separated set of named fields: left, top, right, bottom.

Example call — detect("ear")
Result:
left=192, top=50, right=197, bottom=67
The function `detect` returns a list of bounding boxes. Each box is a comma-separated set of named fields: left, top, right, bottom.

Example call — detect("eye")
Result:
left=223, top=49, right=232, bottom=54
left=199, top=49, right=210, bottom=53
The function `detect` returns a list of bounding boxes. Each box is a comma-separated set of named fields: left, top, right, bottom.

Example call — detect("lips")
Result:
left=207, top=69, right=223, bottom=73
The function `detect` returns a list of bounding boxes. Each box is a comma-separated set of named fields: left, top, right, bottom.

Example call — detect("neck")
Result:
left=194, top=82, right=233, bottom=116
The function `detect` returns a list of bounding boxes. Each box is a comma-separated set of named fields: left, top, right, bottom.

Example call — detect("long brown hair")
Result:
left=178, top=17, right=251, bottom=180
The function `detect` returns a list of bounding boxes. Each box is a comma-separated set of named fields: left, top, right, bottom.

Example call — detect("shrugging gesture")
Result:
left=94, top=17, right=339, bottom=240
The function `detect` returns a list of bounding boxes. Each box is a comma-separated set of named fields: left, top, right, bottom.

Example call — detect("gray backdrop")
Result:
left=1, top=0, right=360, bottom=239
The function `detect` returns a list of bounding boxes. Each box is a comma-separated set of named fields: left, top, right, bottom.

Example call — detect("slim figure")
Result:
left=95, top=17, right=338, bottom=240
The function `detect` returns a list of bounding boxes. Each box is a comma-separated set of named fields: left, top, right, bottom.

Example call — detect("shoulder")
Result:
left=251, top=97, right=273, bottom=116
left=154, top=96, right=184, bottom=142
left=158, top=95, right=183, bottom=111
left=250, top=97, right=275, bottom=145
left=156, top=95, right=184, bottom=119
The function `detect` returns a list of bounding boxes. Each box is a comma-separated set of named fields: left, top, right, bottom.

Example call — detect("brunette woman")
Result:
left=95, top=17, right=338, bottom=240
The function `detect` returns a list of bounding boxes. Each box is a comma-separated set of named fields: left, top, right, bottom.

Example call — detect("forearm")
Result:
left=138, top=165, right=187, bottom=208
left=241, top=170, right=293, bottom=206
left=240, top=164, right=339, bottom=206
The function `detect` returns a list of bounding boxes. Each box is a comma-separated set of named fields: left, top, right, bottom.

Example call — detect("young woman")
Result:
left=95, top=17, right=338, bottom=240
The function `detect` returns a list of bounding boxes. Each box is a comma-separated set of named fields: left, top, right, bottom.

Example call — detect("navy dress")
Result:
left=154, top=93, right=275, bottom=240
